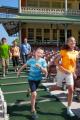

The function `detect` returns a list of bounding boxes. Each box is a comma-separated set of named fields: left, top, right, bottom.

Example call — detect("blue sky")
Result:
left=0, top=0, right=18, bottom=8
left=0, top=0, right=18, bottom=45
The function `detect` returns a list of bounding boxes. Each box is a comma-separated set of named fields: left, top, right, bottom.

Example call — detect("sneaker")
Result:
left=16, top=68, right=18, bottom=71
left=3, top=73, right=5, bottom=77
left=45, top=87, right=49, bottom=92
left=67, top=108, right=75, bottom=117
left=31, top=111, right=38, bottom=120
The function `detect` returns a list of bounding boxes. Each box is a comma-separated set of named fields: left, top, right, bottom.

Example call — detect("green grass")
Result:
left=7, top=100, right=79, bottom=120
left=1, top=83, right=29, bottom=92
left=0, top=77, right=27, bottom=84
left=4, top=89, right=47, bottom=103
left=0, top=64, right=79, bottom=120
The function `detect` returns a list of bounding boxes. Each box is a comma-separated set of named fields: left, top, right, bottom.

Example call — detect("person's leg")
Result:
left=22, top=55, right=26, bottom=64
left=15, top=56, right=19, bottom=71
left=66, top=73, right=75, bottom=117
left=1, top=58, right=6, bottom=77
left=67, top=85, right=75, bottom=117
left=67, top=85, right=74, bottom=107
left=31, top=91, right=37, bottom=112
left=25, top=55, right=28, bottom=61
left=12, top=57, right=16, bottom=72
left=29, top=80, right=40, bottom=112
left=28, top=80, right=40, bottom=119
left=5, top=58, right=9, bottom=74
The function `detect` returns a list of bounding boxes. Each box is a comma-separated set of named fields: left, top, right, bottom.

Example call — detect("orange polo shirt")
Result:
left=60, top=50, right=79, bottom=73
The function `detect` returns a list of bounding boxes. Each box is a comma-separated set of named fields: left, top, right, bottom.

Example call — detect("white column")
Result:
left=57, top=29, right=59, bottom=47
left=42, top=28, right=44, bottom=43
left=64, top=24, right=68, bottom=44
left=19, top=22, right=22, bottom=45
left=34, top=28, right=36, bottom=43
left=65, top=0, right=67, bottom=14
left=18, top=0, right=21, bottom=13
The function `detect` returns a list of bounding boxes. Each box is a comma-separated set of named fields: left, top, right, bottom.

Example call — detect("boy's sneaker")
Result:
left=67, top=108, right=75, bottom=117
left=31, top=111, right=38, bottom=120
left=3, top=73, right=5, bottom=77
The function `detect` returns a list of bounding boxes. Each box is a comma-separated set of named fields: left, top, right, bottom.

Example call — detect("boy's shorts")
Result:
left=56, top=70, right=74, bottom=87
left=28, top=80, right=41, bottom=92
left=1, top=58, right=9, bottom=67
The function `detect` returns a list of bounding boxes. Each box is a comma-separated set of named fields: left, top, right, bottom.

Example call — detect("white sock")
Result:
left=67, top=106, right=71, bottom=110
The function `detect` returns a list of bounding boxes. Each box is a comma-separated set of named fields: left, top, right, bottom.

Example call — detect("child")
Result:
left=10, top=41, right=20, bottom=72
left=49, top=36, right=79, bottom=117
left=17, top=47, right=47, bottom=119
left=0, top=38, right=10, bottom=77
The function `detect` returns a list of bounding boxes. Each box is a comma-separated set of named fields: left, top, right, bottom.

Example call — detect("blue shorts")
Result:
left=28, top=80, right=41, bottom=92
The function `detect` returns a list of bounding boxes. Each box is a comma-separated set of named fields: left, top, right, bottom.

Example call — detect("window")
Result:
left=36, top=29, right=42, bottom=42
left=60, top=29, right=65, bottom=43
left=79, top=3, right=80, bottom=10
left=53, top=29, right=57, bottom=40
left=44, top=29, right=50, bottom=40
left=27, top=0, right=38, bottom=7
left=67, top=29, right=72, bottom=38
left=39, top=1, right=50, bottom=8
left=28, top=28, right=34, bottom=40
left=52, top=2, right=62, bottom=8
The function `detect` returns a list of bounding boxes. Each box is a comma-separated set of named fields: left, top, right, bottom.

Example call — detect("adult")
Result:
left=20, top=37, right=31, bottom=64
left=10, top=41, right=20, bottom=72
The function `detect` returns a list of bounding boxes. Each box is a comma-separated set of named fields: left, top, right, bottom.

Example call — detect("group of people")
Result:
left=0, top=37, right=31, bottom=77
left=17, top=36, right=79, bottom=119
left=0, top=36, right=80, bottom=119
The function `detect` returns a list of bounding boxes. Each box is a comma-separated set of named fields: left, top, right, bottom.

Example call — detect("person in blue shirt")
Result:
left=17, top=47, right=47, bottom=119
left=20, top=37, right=31, bottom=64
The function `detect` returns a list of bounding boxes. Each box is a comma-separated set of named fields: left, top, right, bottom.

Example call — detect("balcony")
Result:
left=21, top=7, right=80, bottom=16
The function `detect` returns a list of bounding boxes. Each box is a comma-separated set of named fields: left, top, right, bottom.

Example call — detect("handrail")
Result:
left=21, top=7, right=80, bottom=16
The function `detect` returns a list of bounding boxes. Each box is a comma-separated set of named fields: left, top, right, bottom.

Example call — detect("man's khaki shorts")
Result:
left=1, top=58, right=9, bottom=67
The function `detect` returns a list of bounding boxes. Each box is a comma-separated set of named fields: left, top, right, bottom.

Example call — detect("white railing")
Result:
left=0, top=88, right=9, bottom=120
left=21, top=7, right=80, bottom=16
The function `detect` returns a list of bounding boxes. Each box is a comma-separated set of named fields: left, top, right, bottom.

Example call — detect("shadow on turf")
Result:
left=7, top=104, right=80, bottom=120
left=7, top=104, right=33, bottom=120
left=36, top=108, right=80, bottom=120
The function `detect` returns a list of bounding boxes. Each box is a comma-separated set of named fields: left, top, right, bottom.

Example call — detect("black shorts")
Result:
left=28, top=80, right=41, bottom=92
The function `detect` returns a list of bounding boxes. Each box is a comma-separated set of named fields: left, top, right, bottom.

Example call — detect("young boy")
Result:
left=17, top=47, right=47, bottom=119
left=0, top=38, right=10, bottom=77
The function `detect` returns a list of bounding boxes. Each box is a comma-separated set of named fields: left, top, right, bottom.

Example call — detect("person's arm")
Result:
left=17, top=64, right=27, bottom=77
left=41, top=67, right=48, bottom=77
left=36, top=63, right=48, bottom=77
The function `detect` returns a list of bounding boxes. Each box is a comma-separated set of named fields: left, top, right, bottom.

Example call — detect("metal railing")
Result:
left=21, top=7, right=80, bottom=16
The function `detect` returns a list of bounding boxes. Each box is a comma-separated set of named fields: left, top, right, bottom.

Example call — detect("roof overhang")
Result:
left=18, top=14, right=80, bottom=24
left=0, top=14, right=80, bottom=36
left=0, top=14, right=80, bottom=24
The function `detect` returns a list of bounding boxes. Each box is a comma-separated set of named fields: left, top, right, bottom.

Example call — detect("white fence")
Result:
left=0, top=88, right=9, bottom=120
left=21, top=7, right=80, bottom=16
